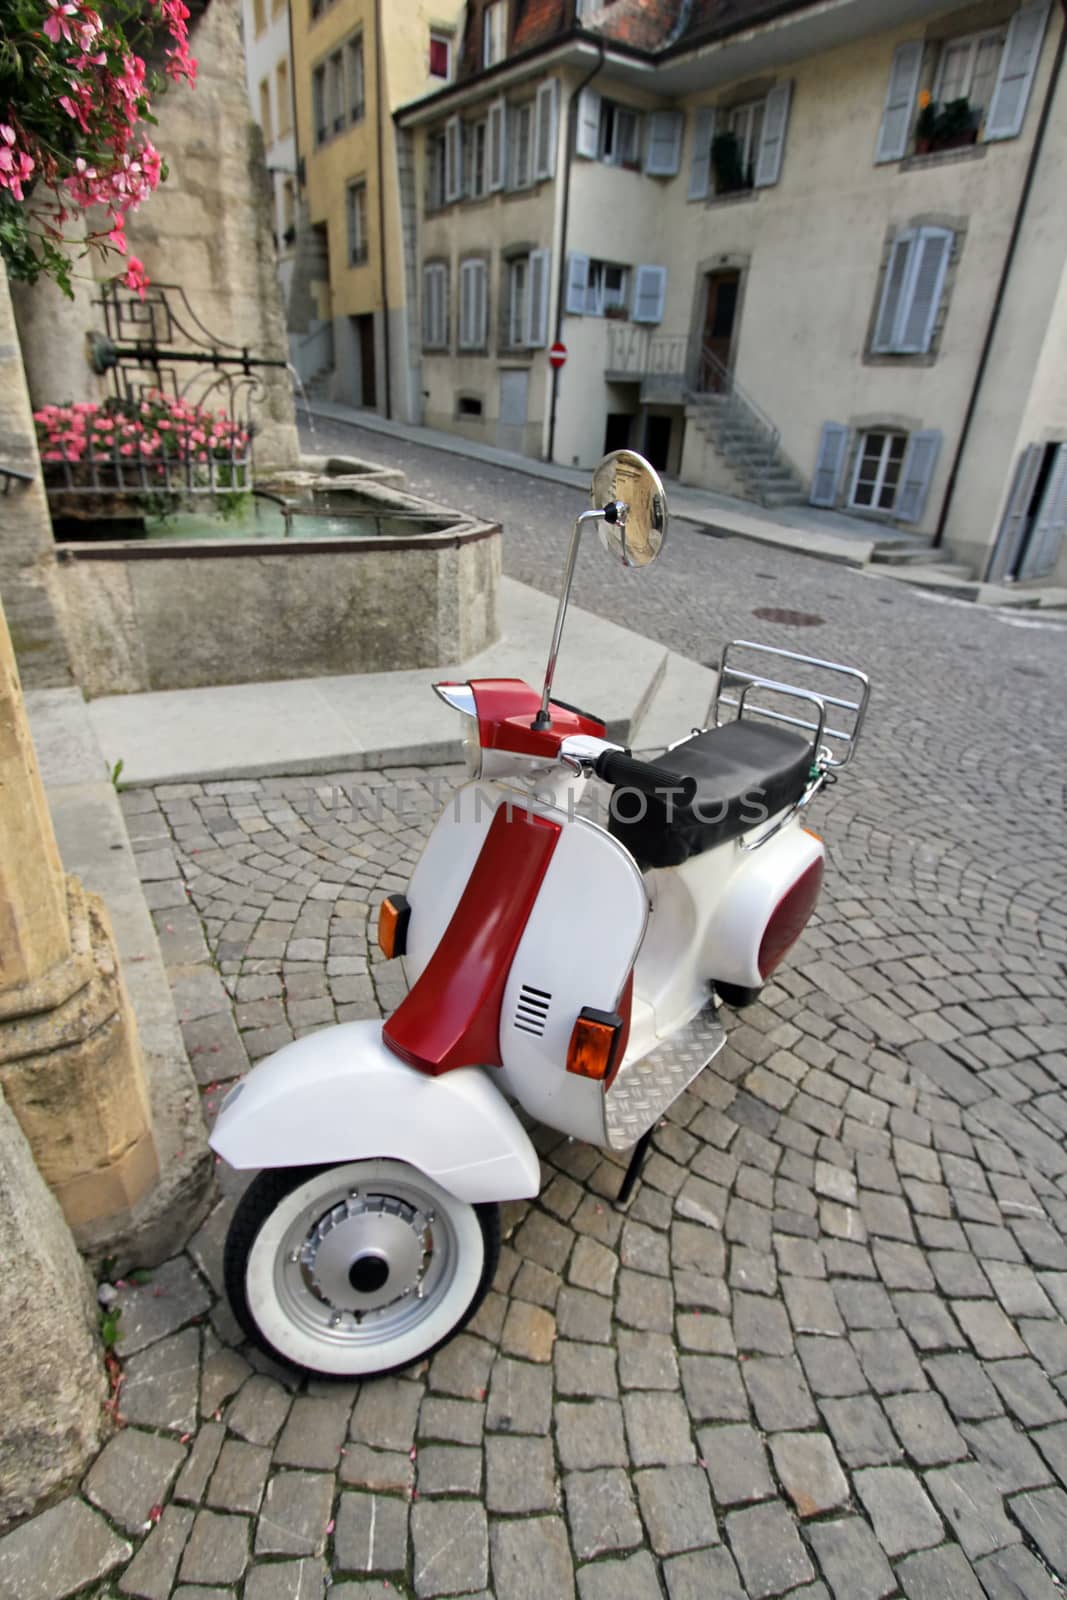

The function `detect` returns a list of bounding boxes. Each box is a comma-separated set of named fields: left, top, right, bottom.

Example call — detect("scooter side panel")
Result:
left=498, top=817, right=649, bottom=1145
left=208, top=1020, right=541, bottom=1203
left=695, top=821, right=824, bottom=989
left=401, top=782, right=501, bottom=988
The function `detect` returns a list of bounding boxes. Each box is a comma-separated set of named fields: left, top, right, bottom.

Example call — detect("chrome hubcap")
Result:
left=289, top=1190, right=435, bottom=1324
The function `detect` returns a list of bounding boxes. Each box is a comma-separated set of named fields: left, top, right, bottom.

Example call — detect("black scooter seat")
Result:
left=608, top=721, right=813, bottom=868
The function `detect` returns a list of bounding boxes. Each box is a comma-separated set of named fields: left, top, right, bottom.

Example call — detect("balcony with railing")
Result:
left=604, top=325, right=690, bottom=392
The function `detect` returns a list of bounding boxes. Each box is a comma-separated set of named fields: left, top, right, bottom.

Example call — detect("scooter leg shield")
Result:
left=209, top=1020, right=541, bottom=1204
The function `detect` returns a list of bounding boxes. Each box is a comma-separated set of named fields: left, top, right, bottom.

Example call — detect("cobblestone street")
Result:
left=3, top=427, right=1066, bottom=1600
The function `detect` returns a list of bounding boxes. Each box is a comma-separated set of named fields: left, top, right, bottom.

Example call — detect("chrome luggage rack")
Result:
left=711, top=639, right=870, bottom=770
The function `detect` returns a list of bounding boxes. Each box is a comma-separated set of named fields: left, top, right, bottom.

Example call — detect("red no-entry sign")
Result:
left=549, top=341, right=567, bottom=370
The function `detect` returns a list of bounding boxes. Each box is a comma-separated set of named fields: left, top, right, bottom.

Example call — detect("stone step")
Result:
left=869, top=543, right=945, bottom=566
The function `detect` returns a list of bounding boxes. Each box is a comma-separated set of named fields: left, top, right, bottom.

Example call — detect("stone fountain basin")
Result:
left=53, top=473, right=501, bottom=695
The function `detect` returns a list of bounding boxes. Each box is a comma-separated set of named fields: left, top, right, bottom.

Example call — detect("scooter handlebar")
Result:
left=593, top=749, right=696, bottom=803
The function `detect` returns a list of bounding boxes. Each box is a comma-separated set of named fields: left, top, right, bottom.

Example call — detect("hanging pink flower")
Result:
left=122, top=255, right=150, bottom=300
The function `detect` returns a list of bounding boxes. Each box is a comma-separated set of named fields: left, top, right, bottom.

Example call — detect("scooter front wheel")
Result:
left=223, top=1158, right=499, bottom=1379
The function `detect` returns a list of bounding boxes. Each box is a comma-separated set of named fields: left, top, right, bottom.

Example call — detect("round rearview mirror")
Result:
left=591, top=449, right=668, bottom=569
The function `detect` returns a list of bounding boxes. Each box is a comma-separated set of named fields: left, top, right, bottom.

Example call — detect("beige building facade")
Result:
left=397, top=0, right=1067, bottom=585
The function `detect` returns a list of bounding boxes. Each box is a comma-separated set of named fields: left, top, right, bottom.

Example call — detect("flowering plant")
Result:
left=0, top=0, right=196, bottom=295
left=35, top=391, right=251, bottom=498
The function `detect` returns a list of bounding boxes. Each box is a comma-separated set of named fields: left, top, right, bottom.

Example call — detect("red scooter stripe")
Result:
left=382, top=803, right=562, bottom=1076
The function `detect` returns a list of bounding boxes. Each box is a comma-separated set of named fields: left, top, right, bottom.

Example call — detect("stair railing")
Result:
left=693, top=345, right=781, bottom=506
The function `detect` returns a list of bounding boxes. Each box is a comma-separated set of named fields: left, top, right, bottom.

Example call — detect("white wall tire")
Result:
left=223, top=1160, right=499, bottom=1378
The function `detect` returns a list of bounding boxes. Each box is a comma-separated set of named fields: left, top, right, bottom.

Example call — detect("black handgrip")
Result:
left=594, top=749, right=697, bottom=803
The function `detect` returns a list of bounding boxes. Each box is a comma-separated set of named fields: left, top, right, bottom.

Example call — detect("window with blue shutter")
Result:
left=488, top=99, right=507, bottom=192
left=534, top=78, right=558, bottom=179
left=872, top=227, right=954, bottom=355
left=895, top=429, right=942, bottom=523
left=810, top=423, right=849, bottom=507
left=874, top=41, right=924, bottom=163
left=459, top=259, right=487, bottom=349
left=688, top=107, right=715, bottom=200
left=754, top=81, right=792, bottom=187
left=445, top=116, right=463, bottom=202
left=565, top=253, right=590, bottom=315
left=526, top=249, right=550, bottom=347
left=986, top=2, right=1050, bottom=140
left=632, top=265, right=666, bottom=324
left=645, top=111, right=683, bottom=176
left=575, top=87, right=601, bottom=160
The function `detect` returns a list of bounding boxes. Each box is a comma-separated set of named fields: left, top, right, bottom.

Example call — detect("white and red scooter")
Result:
left=212, top=451, right=869, bottom=1378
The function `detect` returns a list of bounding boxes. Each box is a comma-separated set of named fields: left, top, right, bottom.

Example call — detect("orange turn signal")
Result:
left=566, top=1008, right=623, bottom=1081
left=377, top=894, right=411, bottom=959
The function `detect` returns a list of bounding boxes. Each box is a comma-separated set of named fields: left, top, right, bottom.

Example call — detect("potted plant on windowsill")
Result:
left=915, top=96, right=980, bottom=154
left=603, top=304, right=628, bottom=321
left=711, top=131, right=749, bottom=195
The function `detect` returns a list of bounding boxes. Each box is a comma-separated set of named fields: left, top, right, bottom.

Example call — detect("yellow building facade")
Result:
left=291, top=0, right=464, bottom=418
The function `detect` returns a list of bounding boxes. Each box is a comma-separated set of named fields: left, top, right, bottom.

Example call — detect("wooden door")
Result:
left=700, top=270, right=740, bottom=390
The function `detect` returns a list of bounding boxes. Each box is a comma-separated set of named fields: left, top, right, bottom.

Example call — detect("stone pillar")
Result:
left=0, top=597, right=160, bottom=1242
left=0, top=1085, right=105, bottom=1531
left=0, top=261, right=73, bottom=687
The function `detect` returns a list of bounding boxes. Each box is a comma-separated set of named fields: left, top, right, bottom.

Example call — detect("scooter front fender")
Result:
left=209, top=1021, right=541, bottom=1204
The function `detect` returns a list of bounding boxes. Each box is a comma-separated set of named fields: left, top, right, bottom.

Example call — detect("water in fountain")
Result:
left=287, top=361, right=318, bottom=448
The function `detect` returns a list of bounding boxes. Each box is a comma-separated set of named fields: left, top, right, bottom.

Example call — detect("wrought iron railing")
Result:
left=691, top=344, right=782, bottom=504
left=44, top=449, right=251, bottom=498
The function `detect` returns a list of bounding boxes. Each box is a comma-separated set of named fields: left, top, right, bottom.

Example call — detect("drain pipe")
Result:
left=546, top=36, right=605, bottom=464
left=934, top=1, right=1066, bottom=553
left=375, top=0, right=392, bottom=419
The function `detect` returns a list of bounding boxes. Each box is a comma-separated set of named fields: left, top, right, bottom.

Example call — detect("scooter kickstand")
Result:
left=615, top=1125, right=657, bottom=1209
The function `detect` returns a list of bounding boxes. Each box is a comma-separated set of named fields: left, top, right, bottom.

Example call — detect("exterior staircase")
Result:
left=687, top=348, right=806, bottom=508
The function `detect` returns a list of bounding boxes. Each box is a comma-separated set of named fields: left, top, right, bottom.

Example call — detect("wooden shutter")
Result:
left=872, top=232, right=914, bottom=352
left=896, top=429, right=942, bottom=523
left=534, top=78, right=558, bottom=179
left=986, top=2, right=1050, bottom=140
left=565, top=252, right=590, bottom=315
left=1020, top=441, right=1067, bottom=578
left=875, top=40, right=924, bottom=163
left=459, top=260, right=471, bottom=346
left=754, top=81, right=792, bottom=188
left=488, top=98, right=507, bottom=192
left=526, top=248, right=550, bottom=346
left=987, top=444, right=1044, bottom=579
left=575, top=86, right=601, bottom=159
left=898, top=228, right=953, bottom=353
left=445, top=115, right=463, bottom=201
left=645, top=110, right=683, bottom=175
left=632, top=265, right=667, bottom=324
left=810, top=422, right=849, bottom=506
left=688, top=107, right=715, bottom=200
